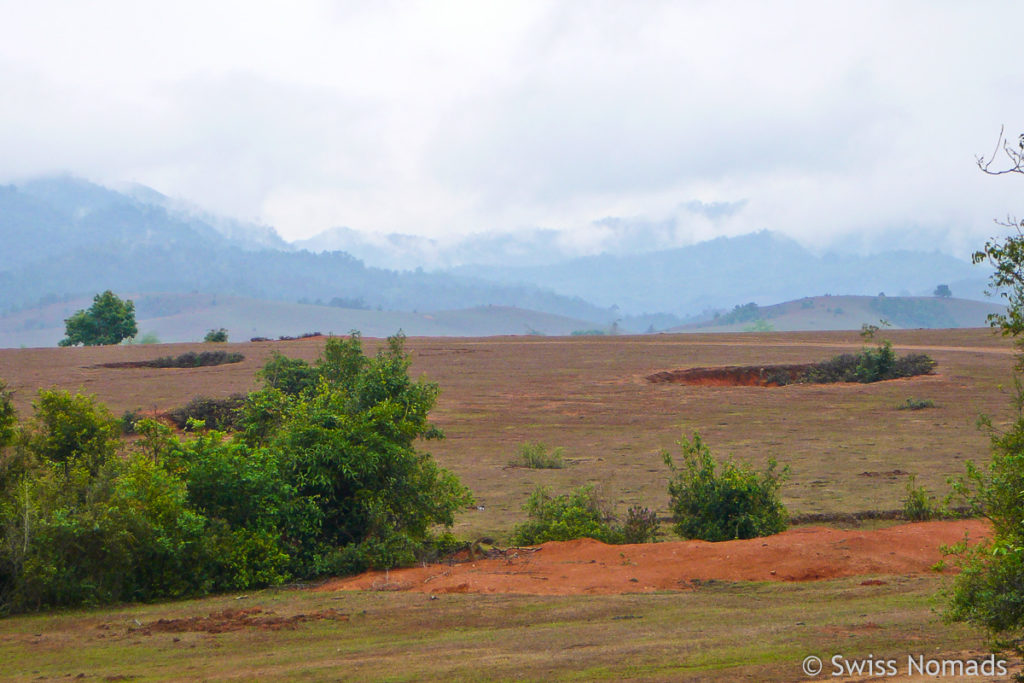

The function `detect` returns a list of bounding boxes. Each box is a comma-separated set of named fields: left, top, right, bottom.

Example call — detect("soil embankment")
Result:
left=320, top=520, right=990, bottom=596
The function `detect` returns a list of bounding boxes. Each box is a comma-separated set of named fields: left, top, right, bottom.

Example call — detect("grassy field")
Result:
left=0, top=328, right=1015, bottom=680
left=0, top=575, right=991, bottom=681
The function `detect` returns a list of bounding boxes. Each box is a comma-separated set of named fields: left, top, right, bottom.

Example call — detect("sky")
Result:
left=1, top=1, right=1022, bottom=257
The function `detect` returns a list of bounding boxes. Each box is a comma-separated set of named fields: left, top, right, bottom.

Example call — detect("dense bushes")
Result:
left=798, top=341, right=935, bottom=384
left=149, top=351, right=244, bottom=368
left=663, top=433, right=789, bottom=541
left=0, top=333, right=473, bottom=614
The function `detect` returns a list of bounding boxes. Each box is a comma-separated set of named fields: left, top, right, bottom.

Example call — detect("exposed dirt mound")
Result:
left=647, top=364, right=814, bottom=386
left=138, top=607, right=348, bottom=634
left=319, top=520, right=989, bottom=596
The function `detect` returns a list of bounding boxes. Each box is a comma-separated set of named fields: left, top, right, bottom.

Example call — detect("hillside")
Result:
left=0, top=177, right=613, bottom=323
left=0, top=293, right=599, bottom=348
left=670, top=294, right=1004, bottom=332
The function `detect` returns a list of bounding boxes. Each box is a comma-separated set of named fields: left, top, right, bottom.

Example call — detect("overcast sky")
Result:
left=1, top=1, right=1022, bottom=256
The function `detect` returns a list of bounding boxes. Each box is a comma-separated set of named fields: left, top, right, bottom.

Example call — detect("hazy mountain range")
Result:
left=0, top=175, right=1000, bottom=346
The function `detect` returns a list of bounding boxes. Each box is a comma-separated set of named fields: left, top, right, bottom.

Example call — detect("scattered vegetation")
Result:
left=715, top=302, right=763, bottom=325
left=663, top=433, right=789, bottom=541
left=898, top=397, right=935, bottom=410
left=509, top=442, right=565, bottom=469
left=0, top=333, right=472, bottom=614
left=204, top=328, right=229, bottom=343
left=59, top=290, right=137, bottom=347
left=571, top=329, right=606, bottom=336
left=902, top=474, right=947, bottom=521
left=510, top=485, right=660, bottom=546
left=945, top=128, right=1024, bottom=668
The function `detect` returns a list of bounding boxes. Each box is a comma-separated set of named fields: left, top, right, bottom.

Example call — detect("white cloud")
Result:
left=0, top=0, right=1021, bottom=254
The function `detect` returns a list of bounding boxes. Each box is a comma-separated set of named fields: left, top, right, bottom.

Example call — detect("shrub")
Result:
left=799, top=342, right=935, bottom=384
left=204, top=328, right=229, bottom=343
left=510, top=485, right=621, bottom=545
left=898, top=397, right=935, bottom=410
left=510, top=442, right=565, bottom=469
left=120, top=409, right=143, bottom=435
left=664, top=433, right=789, bottom=541
left=165, top=395, right=247, bottom=431
left=620, top=505, right=661, bottom=544
left=149, top=351, right=244, bottom=368
left=902, top=474, right=946, bottom=521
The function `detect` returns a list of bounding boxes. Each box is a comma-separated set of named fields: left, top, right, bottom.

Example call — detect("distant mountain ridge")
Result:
left=451, top=231, right=989, bottom=316
left=0, top=176, right=614, bottom=325
left=0, top=175, right=997, bottom=344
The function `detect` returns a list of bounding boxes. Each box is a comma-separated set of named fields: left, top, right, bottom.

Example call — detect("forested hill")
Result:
left=0, top=178, right=612, bottom=323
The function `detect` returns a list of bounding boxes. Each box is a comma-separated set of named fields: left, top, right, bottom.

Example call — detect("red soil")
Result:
left=319, top=520, right=990, bottom=596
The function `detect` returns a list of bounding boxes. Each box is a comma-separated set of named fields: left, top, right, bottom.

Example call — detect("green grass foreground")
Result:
left=0, top=576, right=988, bottom=682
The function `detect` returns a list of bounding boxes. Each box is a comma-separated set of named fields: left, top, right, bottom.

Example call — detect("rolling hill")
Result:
left=670, top=295, right=1004, bottom=333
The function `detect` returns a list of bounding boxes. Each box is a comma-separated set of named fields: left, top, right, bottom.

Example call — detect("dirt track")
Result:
left=322, top=519, right=990, bottom=596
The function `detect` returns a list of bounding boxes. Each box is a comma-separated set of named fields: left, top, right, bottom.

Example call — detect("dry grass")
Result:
left=0, top=328, right=1014, bottom=541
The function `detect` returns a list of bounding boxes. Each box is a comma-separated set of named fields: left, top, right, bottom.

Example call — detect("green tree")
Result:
left=934, top=284, right=953, bottom=298
left=947, top=128, right=1024, bottom=669
left=0, top=381, right=14, bottom=449
left=58, top=291, right=138, bottom=347
left=203, top=328, right=229, bottom=343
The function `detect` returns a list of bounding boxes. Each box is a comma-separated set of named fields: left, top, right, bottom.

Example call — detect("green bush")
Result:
left=509, top=486, right=660, bottom=546
left=204, top=328, right=229, bottom=343
left=798, top=342, right=935, bottom=384
left=510, top=485, right=621, bottom=545
left=663, top=433, right=789, bottom=541
left=898, top=397, right=935, bottom=410
left=0, top=333, right=474, bottom=614
left=510, top=442, right=565, bottom=469
left=148, top=351, right=244, bottom=368
left=902, top=474, right=946, bottom=521
left=621, top=505, right=661, bottom=544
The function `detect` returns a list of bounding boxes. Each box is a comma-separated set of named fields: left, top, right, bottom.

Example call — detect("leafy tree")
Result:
left=58, top=290, right=137, bottom=347
left=0, top=381, right=14, bottom=449
left=0, top=333, right=474, bottom=614
left=934, top=284, right=953, bottom=298
left=947, top=128, right=1024, bottom=670
left=664, top=433, right=788, bottom=541
left=203, top=328, right=229, bottom=343
left=24, top=390, right=119, bottom=478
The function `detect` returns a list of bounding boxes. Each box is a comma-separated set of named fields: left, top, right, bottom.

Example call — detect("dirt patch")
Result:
left=319, top=520, right=990, bottom=596
left=647, top=364, right=814, bottom=386
left=137, top=607, right=348, bottom=634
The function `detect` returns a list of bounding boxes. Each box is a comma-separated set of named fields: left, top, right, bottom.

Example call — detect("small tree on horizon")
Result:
left=934, top=284, right=953, bottom=298
left=58, top=291, right=138, bottom=347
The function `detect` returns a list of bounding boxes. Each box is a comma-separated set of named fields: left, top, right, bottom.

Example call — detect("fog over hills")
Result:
left=0, top=176, right=999, bottom=347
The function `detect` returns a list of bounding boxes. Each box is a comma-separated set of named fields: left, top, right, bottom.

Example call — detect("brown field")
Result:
left=0, top=328, right=1017, bottom=680
left=0, top=327, right=1014, bottom=540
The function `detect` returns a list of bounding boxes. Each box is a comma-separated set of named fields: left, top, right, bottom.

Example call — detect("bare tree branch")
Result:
left=977, top=124, right=1024, bottom=176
